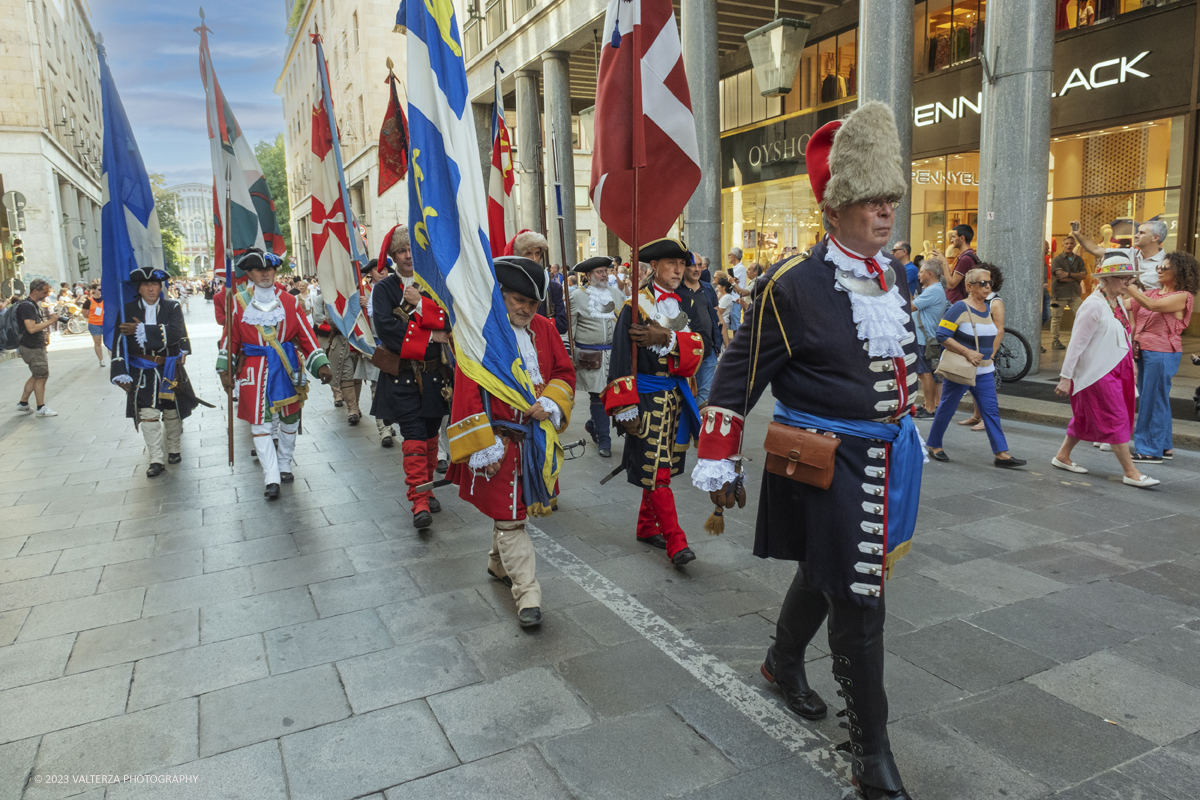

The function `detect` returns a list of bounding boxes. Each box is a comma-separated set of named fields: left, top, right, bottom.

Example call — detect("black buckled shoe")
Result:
left=853, top=777, right=914, bottom=800
left=436, top=459, right=449, bottom=475
left=994, top=456, right=1027, bottom=469
left=381, top=435, right=394, bottom=448
left=264, top=483, right=281, bottom=500
left=928, top=448, right=949, bottom=463
left=167, top=453, right=181, bottom=465
left=637, top=534, right=667, bottom=550
left=488, top=568, right=513, bottom=588
left=280, top=472, right=294, bottom=484
left=584, top=419, right=599, bottom=444
left=671, top=547, right=696, bottom=566
left=334, top=399, right=344, bottom=408
left=429, top=496, right=442, bottom=513
left=599, top=447, right=612, bottom=458
left=517, top=607, right=542, bottom=627
left=761, top=646, right=828, bottom=720
left=146, top=463, right=164, bottom=478
left=413, top=510, right=433, bottom=529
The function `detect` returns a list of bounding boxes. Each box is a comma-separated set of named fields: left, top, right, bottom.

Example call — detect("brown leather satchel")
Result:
left=577, top=349, right=604, bottom=370
left=762, top=421, right=840, bottom=490
left=370, top=345, right=402, bottom=377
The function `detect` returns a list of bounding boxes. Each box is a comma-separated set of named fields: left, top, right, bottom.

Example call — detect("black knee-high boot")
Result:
left=827, top=593, right=908, bottom=798
left=762, top=565, right=829, bottom=720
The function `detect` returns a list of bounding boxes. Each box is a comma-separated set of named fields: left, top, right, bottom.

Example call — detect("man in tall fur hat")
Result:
left=694, top=102, right=921, bottom=800
left=568, top=256, right=624, bottom=458
left=446, top=256, right=575, bottom=628
left=218, top=249, right=333, bottom=499
left=604, top=238, right=706, bottom=567
left=111, top=266, right=206, bottom=477
left=372, top=224, right=453, bottom=529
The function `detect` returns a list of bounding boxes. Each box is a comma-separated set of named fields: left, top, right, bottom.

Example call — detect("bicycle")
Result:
left=994, top=328, right=1032, bottom=383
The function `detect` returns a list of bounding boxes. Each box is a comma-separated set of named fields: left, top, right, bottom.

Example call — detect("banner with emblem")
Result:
left=487, top=62, right=516, bottom=259
left=395, top=0, right=564, bottom=510
left=310, top=32, right=375, bottom=356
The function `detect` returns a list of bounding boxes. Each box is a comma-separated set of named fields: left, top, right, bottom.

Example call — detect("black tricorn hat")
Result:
left=236, top=249, right=271, bottom=272
left=573, top=256, right=615, bottom=274
left=129, top=266, right=169, bottom=284
left=639, top=238, right=690, bottom=264
left=493, top=256, right=548, bottom=302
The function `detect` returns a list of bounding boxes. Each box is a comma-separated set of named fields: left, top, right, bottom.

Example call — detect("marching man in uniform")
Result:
left=605, top=238, right=705, bottom=566
left=568, top=256, right=624, bottom=458
left=111, top=266, right=204, bottom=477
left=447, top=257, right=575, bottom=628
left=694, top=102, right=921, bottom=800
left=371, top=225, right=453, bottom=530
left=218, top=249, right=333, bottom=499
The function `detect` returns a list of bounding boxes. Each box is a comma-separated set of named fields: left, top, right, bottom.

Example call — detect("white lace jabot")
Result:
left=824, top=238, right=910, bottom=359
left=242, top=285, right=286, bottom=327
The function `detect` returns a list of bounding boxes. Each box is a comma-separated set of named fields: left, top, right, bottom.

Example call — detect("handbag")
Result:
left=370, top=345, right=402, bottom=377
left=762, top=421, right=840, bottom=490
left=913, top=312, right=941, bottom=372
left=577, top=349, right=603, bottom=370
left=935, top=311, right=981, bottom=386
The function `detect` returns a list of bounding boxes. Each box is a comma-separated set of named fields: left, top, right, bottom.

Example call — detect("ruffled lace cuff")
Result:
left=134, top=323, right=147, bottom=348
left=615, top=407, right=638, bottom=422
left=691, top=458, right=740, bottom=492
left=648, top=330, right=677, bottom=358
left=536, top=397, right=563, bottom=429
left=468, top=436, right=505, bottom=471
left=112, top=374, right=133, bottom=386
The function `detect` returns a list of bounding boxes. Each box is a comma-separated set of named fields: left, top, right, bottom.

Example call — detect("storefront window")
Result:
left=721, top=180, right=824, bottom=269
left=1056, top=0, right=1159, bottom=32
left=720, top=69, right=782, bottom=132
left=1046, top=116, right=1184, bottom=270
left=916, top=0, right=985, bottom=76
left=910, top=153, right=980, bottom=256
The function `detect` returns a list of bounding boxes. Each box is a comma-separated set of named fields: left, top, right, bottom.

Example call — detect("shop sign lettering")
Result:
left=747, top=134, right=810, bottom=168
left=915, top=50, right=1152, bottom=127
left=911, top=170, right=978, bottom=186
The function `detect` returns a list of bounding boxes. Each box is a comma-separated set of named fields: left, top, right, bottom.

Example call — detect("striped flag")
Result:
left=97, top=36, right=161, bottom=352
left=196, top=17, right=285, bottom=282
left=396, top=0, right=565, bottom=507
left=589, top=0, right=700, bottom=246
left=310, top=32, right=374, bottom=355
left=487, top=62, right=516, bottom=259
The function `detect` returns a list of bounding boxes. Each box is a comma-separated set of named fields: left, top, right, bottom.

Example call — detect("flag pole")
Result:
left=224, top=165, right=235, bottom=469
left=549, top=122, right=575, bottom=356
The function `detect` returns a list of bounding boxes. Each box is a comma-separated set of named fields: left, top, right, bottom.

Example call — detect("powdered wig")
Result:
left=513, top=231, right=549, bottom=263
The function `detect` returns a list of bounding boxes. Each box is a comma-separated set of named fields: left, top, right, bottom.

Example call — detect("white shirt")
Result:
left=732, top=263, right=747, bottom=289
left=1115, top=247, right=1165, bottom=290
left=718, top=293, right=734, bottom=322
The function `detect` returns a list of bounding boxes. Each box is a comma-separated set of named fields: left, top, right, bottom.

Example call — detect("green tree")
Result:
left=255, top=134, right=293, bottom=255
left=149, top=173, right=187, bottom=276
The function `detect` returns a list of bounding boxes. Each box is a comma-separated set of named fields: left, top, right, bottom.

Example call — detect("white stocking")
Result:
left=277, top=419, right=299, bottom=473
left=162, top=409, right=182, bottom=456
left=251, top=423, right=279, bottom=485
left=139, top=408, right=164, bottom=464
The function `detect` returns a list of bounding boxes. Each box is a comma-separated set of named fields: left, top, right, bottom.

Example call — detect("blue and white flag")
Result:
left=97, top=37, right=163, bottom=352
left=396, top=0, right=564, bottom=509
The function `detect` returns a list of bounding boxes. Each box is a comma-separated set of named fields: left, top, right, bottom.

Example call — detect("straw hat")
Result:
left=1093, top=254, right=1137, bottom=277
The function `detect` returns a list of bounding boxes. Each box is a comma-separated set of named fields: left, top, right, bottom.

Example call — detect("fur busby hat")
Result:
left=574, top=256, right=615, bottom=274
left=639, top=238, right=691, bottom=264
left=129, top=266, right=169, bottom=285
left=380, top=224, right=409, bottom=269
left=494, top=256, right=548, bottom=302
left=806, top=101, right=907, bottom=210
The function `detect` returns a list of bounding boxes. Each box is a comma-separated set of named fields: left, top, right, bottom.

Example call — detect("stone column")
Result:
left=681, top=0, right=721, bottom=263
left=76, top=197, right=95, bottom=283
left=514, top=69, right=545, bottom=236
left=472, top=102, right=492, bottom=188
left=976, top=0, right=1054, bottom=375
left=89, top=201, right=103, bottom=280
left=58, top=181, right=82, bottom=284
left=542, top=52, right=576, bottom=268
left=857, top=0, right=913, bottom=247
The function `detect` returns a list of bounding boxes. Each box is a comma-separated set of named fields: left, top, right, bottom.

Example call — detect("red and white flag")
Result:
left=487, top=63, right=516, bottom=258
left=589, top=0, right=701, bottom=247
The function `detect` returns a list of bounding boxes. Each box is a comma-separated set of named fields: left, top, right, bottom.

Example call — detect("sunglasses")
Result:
left=971, top=280, right=994, bottom=287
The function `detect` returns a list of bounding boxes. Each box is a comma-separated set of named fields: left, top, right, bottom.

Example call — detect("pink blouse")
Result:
left=1132, top=290, right=1194, bottom=353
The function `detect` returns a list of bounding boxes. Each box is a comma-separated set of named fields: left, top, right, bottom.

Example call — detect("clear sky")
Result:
left=91, top=0, right=290, bottom=188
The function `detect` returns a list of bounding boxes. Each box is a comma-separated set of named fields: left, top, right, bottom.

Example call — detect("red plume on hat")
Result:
left=806, top=102, right=907, bottom=210
left=805, top=120, right=841, bottom=207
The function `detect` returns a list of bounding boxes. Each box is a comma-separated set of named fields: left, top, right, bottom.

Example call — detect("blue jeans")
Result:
left=695, top=352, right=717, bottom=405
left=729, top=301, right=742, bottom=332
left=1134, top=350, right=1180, bottom=457
left=926, top=371, right=1009, bottom=454
left=588, top=392, right=611, bottom=450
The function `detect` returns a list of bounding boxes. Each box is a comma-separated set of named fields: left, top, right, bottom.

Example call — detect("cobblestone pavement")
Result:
left=1, top=305, right=1199, bottom=800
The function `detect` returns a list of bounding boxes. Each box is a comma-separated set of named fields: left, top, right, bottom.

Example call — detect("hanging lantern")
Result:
left=744, top=17, right=810, bottom=98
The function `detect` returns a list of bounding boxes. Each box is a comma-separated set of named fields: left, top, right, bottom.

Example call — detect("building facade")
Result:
left=0, top=0, right=103, bottom=291
left=170, top=183, right=215, bottom=276
left=275, top=0, right=413, bottom=277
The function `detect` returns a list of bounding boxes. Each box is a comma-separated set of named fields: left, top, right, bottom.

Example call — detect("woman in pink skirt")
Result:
left=1051, top=255, right=1159, bottom=488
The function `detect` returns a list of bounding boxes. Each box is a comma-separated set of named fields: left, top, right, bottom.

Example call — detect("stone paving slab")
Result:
left=128, top=633, right=269, bottom=712
left=0, top=633, right=74, bottom=692
left=262, top=608, right=392, bottom=674
left=67, top=608, right=198, bottom=674
left=336, top=635, right=483, bottom=714
left=106, top=741, right=289, bottom=800
left=384, top=745, right=574, bottom=800
left=0, top=663, right=131, bottom=744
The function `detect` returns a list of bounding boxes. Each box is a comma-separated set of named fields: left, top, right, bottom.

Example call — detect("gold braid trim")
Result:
left=749, top=256, right=801, bottom=398
left=884, top=539, right=912, bottom=578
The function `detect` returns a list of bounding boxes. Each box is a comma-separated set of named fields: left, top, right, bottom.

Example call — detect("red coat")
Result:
left=447, top=314, right=576, bottom=521
left=225, top=287, right=329, bottom=425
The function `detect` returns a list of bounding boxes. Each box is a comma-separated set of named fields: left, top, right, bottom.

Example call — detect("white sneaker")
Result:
left=1123, top=475, right=1160, bottom=488
left=34, top=406, right=58, bottom=417
left=1098, top=443, right=1112, bottom=452
left=15, top=403, right=32, bottom=414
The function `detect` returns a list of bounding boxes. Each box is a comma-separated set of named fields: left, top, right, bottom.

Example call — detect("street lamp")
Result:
left=744, top=3, right=810, bottom=98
